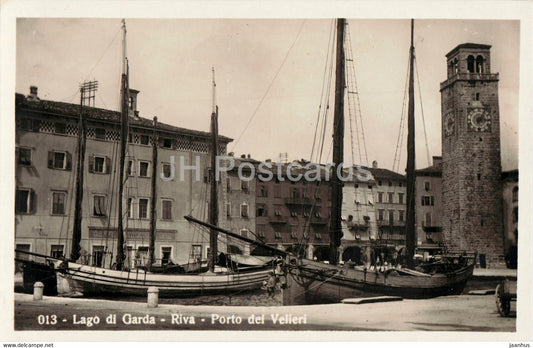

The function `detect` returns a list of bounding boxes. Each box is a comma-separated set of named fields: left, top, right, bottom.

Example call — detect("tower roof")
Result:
left=445, top=43, right=492, bottom=58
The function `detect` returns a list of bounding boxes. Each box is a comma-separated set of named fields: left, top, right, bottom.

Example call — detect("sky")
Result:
left=15, top=18, right=519, bottom=171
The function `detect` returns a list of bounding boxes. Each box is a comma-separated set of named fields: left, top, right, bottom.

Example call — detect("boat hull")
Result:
left=282, top=259, right=475, bottom=305
left=20, top=260, right=58, bottom=296
left=57, top=262, right=271, bottom=298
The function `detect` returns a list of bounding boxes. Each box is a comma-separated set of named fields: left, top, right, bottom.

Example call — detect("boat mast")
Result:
left=70, top=86, right=89, bottom=262
left=329, top=18, right=346, bottom=265
left=405, top=19, right=416, bottom=268
left=116, top=19, right=130, bottom=270
left=208, top=67, right=219, bottom=272
left=148, top=116, right=158, bottom=271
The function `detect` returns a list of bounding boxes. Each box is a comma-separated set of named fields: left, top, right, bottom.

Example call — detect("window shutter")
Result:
left=29, top=189, right=36, bottom=214
left=48, top=151, right=54, bottom=169
left=65, top=152, right=72, bottom=170
left=105, top=156, right=111, bottom=174
left=88, top=155, right=94, bottom=173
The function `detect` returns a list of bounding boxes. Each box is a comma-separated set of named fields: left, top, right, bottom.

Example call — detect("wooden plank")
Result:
left=342, top=296, right=403, bottom=304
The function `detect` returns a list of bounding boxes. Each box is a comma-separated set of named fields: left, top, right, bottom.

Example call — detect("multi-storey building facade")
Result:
left=254, top=160, right=331, bottom=260
left=222, top=156, right=258, bottom=256
left=415, top=156, right=444, bottom=256
left=440, top=43, right=505, bottom=267
left=15, top=87, right=231, bottom=269
left=340, top=162, right=406, bottom=264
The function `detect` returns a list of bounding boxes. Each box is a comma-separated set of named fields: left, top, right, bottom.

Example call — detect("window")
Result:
left=354, top=183, right=359, bottom=188
left=15, top=188, right=33, bottom=214
left=378, top=209, right=384, bottom=221
left=378, top=180, right=382, bottom=186
left=240, top=229, right=248, bottom=239
left=226, top=202, right=231, bottom=218
left=89, top=155, right=110, bottom=174
left=388, top=192, right=394, bottom=204
left=512, top=187, right=518, bottom=202
left=398, top=210, right=404, bottom=222
left=136, top=246, right=149, bottom=267
left=191, top=245, right=202, bottom=261
left=257, top=204, right=266, bottom=217
left=54, top=122, right=66, bottom=134
left=399, top=182, right=403, bottom=187
left=92, top=246, right=104, bottom=267
left=162, top=163, right=172, bottom=179
left=52, top=191, right=66, bottom=215
left=421, top=196, right=434, bottom=206
left=127, top=160, right=134, bottom=176
left=424, top=181, right=431, bottom=191
left=17, top=147, right=32, bottom=165
left=368, top=184, right=372, bottom=189
left=389, top=210, right=394, bottom=225
left=138, top=198, right=149, bottom=219
left=290, top=210, right=298, bottom=217
left=274, top=232, right=282, bottom=239
left=274, top=205, right=282, bottom=216
left=48, top=151, right=72, bottom=170
left=20, top=118, right=37, bottom=131
left=128, top=133, right=133, bottom=143
left=16, top=244, right=31, bottom=262
left=240, top=202, right=249, bottom=218
left=161, top=247, right=172, bottom=265
left=226, top=177, right=231, bottom=191
left=315, top=233, right=322, bottom=240
left=128, top=198, right=134, bottom=218
left=398, top=193, right=404, bottom=204
left=95, top=128, right=106, bottom=140
left=378, top=192, right=383, bottom=203
left=367, top=193, right=374, bottom=205
left=139, top=161, right=150, bottom=177
left=259, top=185, right=268, bottom=197
left=512, top=207, right=518, bottom=224
left=140, top=135, right=150, bottom=145
left=425, top=212, right=432, bottom=226
left=467, top=55, right=475, bottom=73
left=241, top=180, right=249, bottom=192
left=162, top=138, right=172, bottom=149
left=161, top=199, right=172, bottom=220
left=475, top=55, right=484, bottom=73
left=94, top=156, right=105, bottom=173
left=93, top=195, right=106, bottom=216
left=475, top=92, right=480, bottom=101
left=274, top=186, right=281, bottom=198
left=388, top=181, right=393, bottom=186
left=50, top=245, right=64, bottom=259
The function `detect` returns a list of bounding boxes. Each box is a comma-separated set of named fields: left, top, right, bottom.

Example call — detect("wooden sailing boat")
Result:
left=53, top=20, right=271, bottom=297
left=280, top=19, right=476, bottom=305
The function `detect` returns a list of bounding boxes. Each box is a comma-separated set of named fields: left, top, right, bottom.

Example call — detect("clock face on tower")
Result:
left=444, top=112, right=455, bottom=137
left=467, top=108, right=492, bottom=132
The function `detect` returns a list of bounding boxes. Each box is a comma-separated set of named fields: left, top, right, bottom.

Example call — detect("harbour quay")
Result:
left=14, top=291, right=515, bottom=331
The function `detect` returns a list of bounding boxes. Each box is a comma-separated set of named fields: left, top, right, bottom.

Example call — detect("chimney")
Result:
left=28, top=86, right=40, bottom=101
left=372, top=160, right=378, bottom=168
left=432, top=156, right=443, bottom=168
left=247, top=154, right=251, bottom=159
left=228, top=152, right=234, bottom=157
left=241, top=154, right=246, bottom=159
left=128, top=89, right=140, bottom=119
left=266, top=159, right=271, bottom=163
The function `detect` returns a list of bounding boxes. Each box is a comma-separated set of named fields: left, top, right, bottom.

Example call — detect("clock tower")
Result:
left=440, top=43, right=504, bottom=267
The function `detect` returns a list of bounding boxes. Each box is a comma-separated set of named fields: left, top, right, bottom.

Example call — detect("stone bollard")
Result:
left=147, top=286, right=159, bottom=308
left=33, top=282, right=44, bottom=301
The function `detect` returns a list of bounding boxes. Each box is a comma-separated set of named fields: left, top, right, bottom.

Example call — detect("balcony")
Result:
left=310, top=217, right=328, bottom=225
left=440, top=72, right=499, bottom=91
left=284, top=197, right=314, bottom=206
